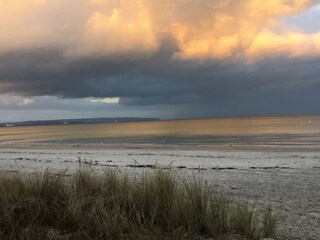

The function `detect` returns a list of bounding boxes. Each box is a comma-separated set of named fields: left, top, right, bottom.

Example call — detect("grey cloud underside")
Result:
left=1, top=39, right=320, bottom=116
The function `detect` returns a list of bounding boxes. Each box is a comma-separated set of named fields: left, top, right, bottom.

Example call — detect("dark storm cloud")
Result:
left=2, top=0, right=320, bottom=122
left=1, top=38, right=320, bottom=117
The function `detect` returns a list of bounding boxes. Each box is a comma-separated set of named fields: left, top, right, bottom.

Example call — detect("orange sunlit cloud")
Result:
left=0, top=0, right=320, bottom=60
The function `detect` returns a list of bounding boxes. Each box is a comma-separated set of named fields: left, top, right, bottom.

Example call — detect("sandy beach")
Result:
left=0, top=143, right=319, bottom=240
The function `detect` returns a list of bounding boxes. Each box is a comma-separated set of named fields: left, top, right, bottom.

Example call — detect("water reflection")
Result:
left=1, top=115, right=320, bottom=145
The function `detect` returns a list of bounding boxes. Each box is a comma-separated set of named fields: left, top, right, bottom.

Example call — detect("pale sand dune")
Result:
left=0, top=144, right=319, bottom=240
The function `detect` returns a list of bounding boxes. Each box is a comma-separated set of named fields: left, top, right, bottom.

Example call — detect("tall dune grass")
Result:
left=0, top=170, right=277, bottom=239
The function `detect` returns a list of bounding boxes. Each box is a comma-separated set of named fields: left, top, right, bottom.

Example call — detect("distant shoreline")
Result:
left=2, top=113, right=320, bottom=128
left=0, top=117, right=160, bottom=128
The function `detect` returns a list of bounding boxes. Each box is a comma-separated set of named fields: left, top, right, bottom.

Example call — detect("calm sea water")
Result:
left=1, top=115, right=320, bottom=146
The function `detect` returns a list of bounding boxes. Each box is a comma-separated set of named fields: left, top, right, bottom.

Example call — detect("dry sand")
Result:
left=0, top=143, right=319, bottom=240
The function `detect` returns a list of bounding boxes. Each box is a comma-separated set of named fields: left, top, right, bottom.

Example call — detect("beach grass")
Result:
left=0, top=169, right=277, bottom=239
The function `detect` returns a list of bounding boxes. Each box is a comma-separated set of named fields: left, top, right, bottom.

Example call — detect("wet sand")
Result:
left=0, top=143, right=319, bottom=239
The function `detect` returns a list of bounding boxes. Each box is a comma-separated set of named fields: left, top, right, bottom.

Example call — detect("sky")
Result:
left=1, top=0, right=320, bottom=122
